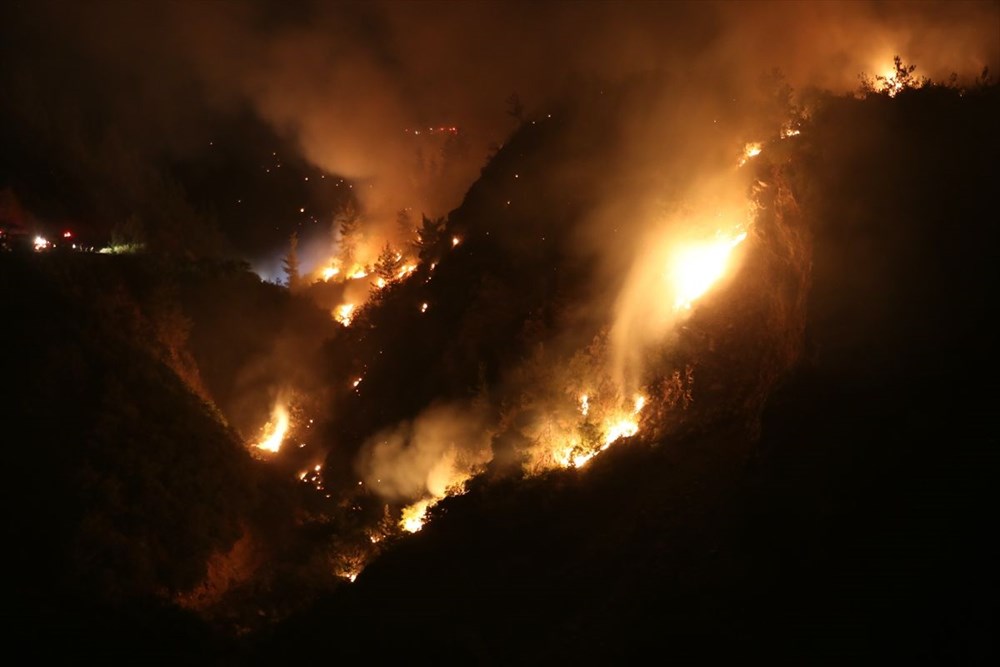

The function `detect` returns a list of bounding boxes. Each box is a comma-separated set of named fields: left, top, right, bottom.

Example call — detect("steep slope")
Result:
left=2, top=253, right=278, bottom=657
left=258, top=82, right=998, bottom=662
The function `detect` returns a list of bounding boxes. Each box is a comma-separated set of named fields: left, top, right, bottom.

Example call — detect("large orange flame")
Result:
left=256, top=403, right=290, bottom=453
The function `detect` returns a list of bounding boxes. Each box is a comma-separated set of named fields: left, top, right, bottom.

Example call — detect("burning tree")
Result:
left=413, top=214, right=446, bottom=261
left=373, top=242, right=404, bottom=288
left=859, top=56, right=928, bottom=98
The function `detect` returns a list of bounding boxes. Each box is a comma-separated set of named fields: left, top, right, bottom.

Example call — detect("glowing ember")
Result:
left=33, top=235, right=50, bottom=251
left=298, top=463, right=325, bottom=491
left=334, top=303, right=355, bottom=326
left=375, top=277, right=387, bottom=289
left=256, top=403, right=290, bottom=453
left=352, top=377, right=363, bottom=388
left=401, top=499, right=431, bottom=533
left=420, top=302, right=429, bottom=313
left=451, top=236, right=461, bottom=247
left=397, top=264, right=417, bottom=280
left=669, top=230, right=747, bottom=310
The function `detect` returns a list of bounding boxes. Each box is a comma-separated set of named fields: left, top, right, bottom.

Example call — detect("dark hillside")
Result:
left=259, top=83, right=998, bottom=663
left=1, top=79, right=995, bottom=664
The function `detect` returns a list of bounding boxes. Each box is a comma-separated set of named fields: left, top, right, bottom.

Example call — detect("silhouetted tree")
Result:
left=283, top=231, right=301, bottom=291
left=396, top=208, right=415, bottom=243
left=413, top=214, right=445, bottom=260
left=335, top=199, right=361, bottom=267
left=373, top=241, right=402, bottom=285
left=859, top=55, right=927, bottom=97
left=978, top=65, right=992, bottom=87
left=755, top=67, right=801, bottom=138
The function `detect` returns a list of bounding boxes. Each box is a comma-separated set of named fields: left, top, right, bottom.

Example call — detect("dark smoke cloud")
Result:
left=3, top=1, right=995, bottom=256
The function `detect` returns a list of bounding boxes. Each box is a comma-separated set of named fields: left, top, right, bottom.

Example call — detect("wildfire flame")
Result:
left=241, top=112, right=805, bottom=591
left=552, top=393, right=647, bottom=470
left=738, top=142, right=763, bottom=166
left=256, top=403, right=290, bottom=453
left=401, top=499, right=431, bottom=533
left=602, top=418, right=639, bottom=447
left=334, top=303, right=356, bottom=326
left=669, top=230, right=748, bottom=311
left=313, top=260, right=374, bottom=284
left=298, top=463, right=325, bottom=491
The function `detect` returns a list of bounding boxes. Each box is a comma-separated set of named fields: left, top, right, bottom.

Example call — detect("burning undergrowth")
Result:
left=7, top=73, right=994, bottom=655
left=192, top=73, right=817, bottom=606
left=28, top=63, right=972, bottom=638
left=2, top=0, right=996, bottom=654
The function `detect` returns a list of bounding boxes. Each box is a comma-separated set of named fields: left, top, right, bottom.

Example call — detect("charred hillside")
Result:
left=258, top=83, right=998, bottom=662
left=2, top=76, right=996, bottom=664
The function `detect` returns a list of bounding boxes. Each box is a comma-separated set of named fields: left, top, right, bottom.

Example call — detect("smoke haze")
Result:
left=2, top=1, right=995, bottom=253
left=357, top=402, right=493, bottom=502
left=3, top=0, right=996, bottom=488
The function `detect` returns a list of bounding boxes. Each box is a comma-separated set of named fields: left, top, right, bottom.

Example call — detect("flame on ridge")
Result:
left=334, top=303, right=356, bottom=326
left=401, top=499, right=431, bottom=533
left=255, top=402, right=290, bottom=453
left=738, top=142, right=763, bottom=166
left=551, top=393, right=647, bottom=470
left=669, top=229, right=748, bottom=311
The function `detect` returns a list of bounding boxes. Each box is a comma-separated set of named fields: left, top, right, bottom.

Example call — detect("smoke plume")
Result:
left=3, top=1, right=995, bottom=256
left=356, top=402, right=494, bottom=502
